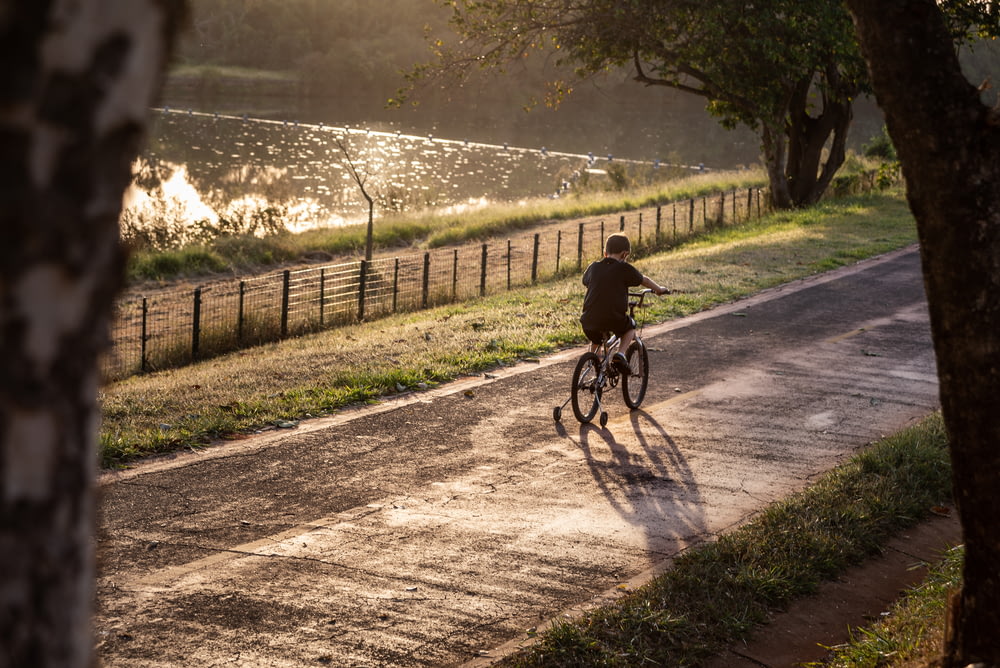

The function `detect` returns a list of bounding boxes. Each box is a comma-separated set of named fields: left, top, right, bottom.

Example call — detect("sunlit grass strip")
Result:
left=100, top=190, right=916, bottom=466
left=125, top=168, right=770, bottom=281
left=500, top=413, right=952, bottom=667
left=809, top=544, right=962, bottom=668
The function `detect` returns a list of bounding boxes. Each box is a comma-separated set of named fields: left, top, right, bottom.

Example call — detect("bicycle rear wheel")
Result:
left=571, top=352, right=602, bottom=423
left=622, top=341, right=649, bottom=409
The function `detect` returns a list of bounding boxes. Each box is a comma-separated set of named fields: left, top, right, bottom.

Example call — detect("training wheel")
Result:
left=553, top=406, right=562, bottom=422
left=600, top=412, right=609, bottom=428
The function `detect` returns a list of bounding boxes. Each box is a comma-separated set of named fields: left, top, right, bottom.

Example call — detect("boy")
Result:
left=581, top=233, right=670, bottom=372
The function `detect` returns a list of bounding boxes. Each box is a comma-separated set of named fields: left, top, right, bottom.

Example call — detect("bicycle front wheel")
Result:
left=622, top=341, right=649, bottom=409
left=571, top=352, right=603, bottom=423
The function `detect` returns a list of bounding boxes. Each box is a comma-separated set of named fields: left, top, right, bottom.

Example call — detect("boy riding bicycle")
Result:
left=581, top=233, right=670, bottom=371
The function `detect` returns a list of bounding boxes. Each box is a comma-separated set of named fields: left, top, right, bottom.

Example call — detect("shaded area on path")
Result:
left=96, top=246, right=941, bottom=666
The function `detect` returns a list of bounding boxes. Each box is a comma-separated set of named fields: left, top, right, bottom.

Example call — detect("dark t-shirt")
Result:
left=580, top=257, right=644, bottom=334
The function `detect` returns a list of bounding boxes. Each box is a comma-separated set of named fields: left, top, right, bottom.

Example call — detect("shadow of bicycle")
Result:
left=569, top=409, right=708, bottom=552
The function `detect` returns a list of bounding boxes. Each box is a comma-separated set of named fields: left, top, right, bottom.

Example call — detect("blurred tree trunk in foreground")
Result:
left=0, top=2, right=185, bottom=665
left=846, top=1, right=1000, bottom=665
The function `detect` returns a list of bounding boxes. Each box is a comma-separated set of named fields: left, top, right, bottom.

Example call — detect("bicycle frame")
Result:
left=554, top=289, right=653, bottom=426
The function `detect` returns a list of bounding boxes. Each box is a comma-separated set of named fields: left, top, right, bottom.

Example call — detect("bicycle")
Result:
left=553, top=289, right=653, bottom=427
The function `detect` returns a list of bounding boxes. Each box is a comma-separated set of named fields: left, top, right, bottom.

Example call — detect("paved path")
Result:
left=96, top=246, right=940, bottom=667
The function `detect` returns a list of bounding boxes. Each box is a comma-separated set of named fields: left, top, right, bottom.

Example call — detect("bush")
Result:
left=863, top=125, right=897, bottom=162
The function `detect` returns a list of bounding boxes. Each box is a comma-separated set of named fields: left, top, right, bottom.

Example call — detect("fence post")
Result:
left=673, top=203, right=677, bottom=241
left=656, top=206, right=662, bottom=243
left=600, top=220, right=605, bottom=253
left=556, top=230, right=562, bottom=273
left=480, top=243, right=488, bottom=297
left=140, top=297, right=148, bottom=373
left=720, top=192, right=725, bottom=225
left=318, top=270, right=325, bottom=326
left=638, top=213, right=643, bottom=244
left=747, top=187, right=753, bottom=222
left=422, top=252, right=430, bottom=308
left=238, top=281, right=246, bottom=342
left=702, top=196, right=707, bottom=227
left=531, top=233, right=540, bottom=284
left=688, top=199, right=695, bottom=232
left=732, top=189, right=737, bottom=221
left=506, top=239, right=512, bottom=290
left=619, top=214, right=625, bottom=232
left=453, top=249, right=459, bottom=301
left=192, top=287, right=202, bottom=360
left=577, top=223, right=584, bottom=271
left=392, top=258, right=400, bottom=312
left=358, top=260, right=368, bottom=322
left=280, top=270, right=290, bottom=337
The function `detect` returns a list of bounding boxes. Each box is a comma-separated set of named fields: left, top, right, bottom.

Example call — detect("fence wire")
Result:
left=105, top=186, right=780, bottom=380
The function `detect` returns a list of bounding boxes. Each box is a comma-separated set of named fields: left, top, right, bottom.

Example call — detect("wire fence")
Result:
left=105, top=177, right=884, bottom=381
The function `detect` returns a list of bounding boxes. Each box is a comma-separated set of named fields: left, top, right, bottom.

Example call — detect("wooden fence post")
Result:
left=358, top=260, right=368, bottom=322
left=688, top=198, right=695, bottom=232
left=238, top=281, right=246, bottom=341
left=318, top=269, right=325, bottom=326
left=280, top=270, right=290, bottom=337
left=422, top=252, right=430, bottom=309
left=656, top=206, right=662, bottom=243
left=480, top=244, right=488, bottom=297
left=392, top=258, right=400, bottom=312
left=507, top=239, right=512, bottom=290
left=192, top=287, right=202, bottom=359
left=140, top=297, right=148, bottom=373
left=577, top=223, right=584, bottom=271
left=619, top=214, right=625, bottom=232
left=556, top=229, right=562, bottom=273
left=452, top=249, right=459, bottom=301
left=531, top=233, right=540, bottom=283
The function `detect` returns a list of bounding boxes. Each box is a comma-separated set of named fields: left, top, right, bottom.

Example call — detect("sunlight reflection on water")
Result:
left=125, top=109, right=677, bottom=237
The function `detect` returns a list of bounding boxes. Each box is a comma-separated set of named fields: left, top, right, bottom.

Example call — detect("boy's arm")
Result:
left=640, top=275, right=671, bottom=295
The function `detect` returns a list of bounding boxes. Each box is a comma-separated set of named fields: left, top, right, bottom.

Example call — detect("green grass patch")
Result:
left=499, top=413, right=952, bottom=667
left=810, top=544, right=962, bottom=667
left=123, top=168, right=771, bottom=283
left=100, top=189, right=916, bottom=467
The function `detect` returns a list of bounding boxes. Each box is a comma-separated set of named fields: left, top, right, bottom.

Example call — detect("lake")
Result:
left=128, top=89, right=879, bottom=237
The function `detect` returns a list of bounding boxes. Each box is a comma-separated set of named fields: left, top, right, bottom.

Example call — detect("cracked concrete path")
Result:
left=95, top=245, right=941, bottom=667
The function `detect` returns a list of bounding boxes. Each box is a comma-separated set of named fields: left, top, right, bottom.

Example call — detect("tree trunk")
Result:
left=786, top=73, right=854, bottom=207
left=846, top=1, right=1000, bottom=665
left=0, top=2, right=185, bottom=665
left=760, top=122, right=794, bottom=209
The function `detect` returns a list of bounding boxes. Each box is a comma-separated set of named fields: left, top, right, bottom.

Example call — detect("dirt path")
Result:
left=96, top=245, right=945, bottom=667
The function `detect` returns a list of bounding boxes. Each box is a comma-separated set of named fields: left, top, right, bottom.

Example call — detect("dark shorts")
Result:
left=583, top=315, right=636, bottom=346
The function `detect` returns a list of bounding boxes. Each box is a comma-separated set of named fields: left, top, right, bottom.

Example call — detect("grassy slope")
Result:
left=101, top=189, right=915, bottom=466
left=102, top=187, right=958, bottom=666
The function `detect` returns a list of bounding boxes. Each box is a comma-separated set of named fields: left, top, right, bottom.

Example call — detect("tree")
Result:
left=335, top=134, right=377, bottom=262
left=843, top=1, right=1000, bottom=665
left=406, top=0, right=869, bottom=209
left=0, top=1, right=186, bottom=665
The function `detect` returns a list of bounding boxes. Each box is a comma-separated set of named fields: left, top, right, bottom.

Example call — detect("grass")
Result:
left=99, top=184, right=961, bottom=665
left=499, top=413, right=953, bottom=666
left=124, top=167, right=772, bottom=282
left=810, top=544, right=962, bottom=667
left=100, top=188, right=916, bottom=467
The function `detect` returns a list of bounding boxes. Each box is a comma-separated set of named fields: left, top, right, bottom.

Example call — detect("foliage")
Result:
left=862, top=125, right=898, bottom=162
left=412, top=0, right=869, bottom=209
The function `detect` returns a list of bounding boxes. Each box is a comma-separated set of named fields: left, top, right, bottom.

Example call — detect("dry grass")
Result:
left=100, top=189, right=916, bottom=466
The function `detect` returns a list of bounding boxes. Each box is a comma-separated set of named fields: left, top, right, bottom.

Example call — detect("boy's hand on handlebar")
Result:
left=657, top=286, right=672, bottom=296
